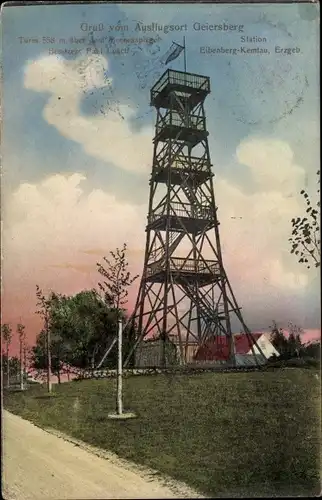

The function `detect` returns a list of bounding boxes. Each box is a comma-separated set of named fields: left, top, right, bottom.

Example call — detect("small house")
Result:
left=193, top=333, right=280, bottom=366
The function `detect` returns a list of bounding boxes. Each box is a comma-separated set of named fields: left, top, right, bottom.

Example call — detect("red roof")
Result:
left=194, top=333, right=263, bottom=361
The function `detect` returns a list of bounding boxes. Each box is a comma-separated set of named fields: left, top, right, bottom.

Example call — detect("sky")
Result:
left=1, top=2, right=320, bottom=355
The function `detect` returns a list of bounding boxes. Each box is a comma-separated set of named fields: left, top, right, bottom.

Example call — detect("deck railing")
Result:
left=151, top=69, right=210, bottom=98
left=146, top=258, right=220, bottom=277
left=156, top=111, right=206, bottom=134
left=149, top=202, right=213, bottom=222
left=154, top=154, right=210, bottom=173
left=171, top=155, right=210, bottom=172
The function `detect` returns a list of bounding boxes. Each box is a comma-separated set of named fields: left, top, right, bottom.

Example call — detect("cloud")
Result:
left=3, top=173, right=146, bottom=292
left=24, top=54, right=153, bottom=174
left=215, top=137, right=311, bottom=301
left=236, top=137, right=305, bottom=193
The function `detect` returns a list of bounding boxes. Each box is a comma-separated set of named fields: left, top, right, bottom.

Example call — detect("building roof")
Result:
left=194, top=333, right=263, bottom=361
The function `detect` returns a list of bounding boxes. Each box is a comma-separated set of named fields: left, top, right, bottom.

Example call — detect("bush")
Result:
left=267, top=356, right=320, bottom=369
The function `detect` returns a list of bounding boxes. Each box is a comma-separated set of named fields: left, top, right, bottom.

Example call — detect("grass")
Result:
left=4, top=369, right=321, bottom=497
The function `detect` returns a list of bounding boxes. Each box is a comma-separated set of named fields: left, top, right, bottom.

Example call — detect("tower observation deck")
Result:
left=123, top=68, right=266, bottom=368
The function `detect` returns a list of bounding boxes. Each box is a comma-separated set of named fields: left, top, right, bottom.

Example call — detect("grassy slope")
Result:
left=4, top=369, right=321, bottom=497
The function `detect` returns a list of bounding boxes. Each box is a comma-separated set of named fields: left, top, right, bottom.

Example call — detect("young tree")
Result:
left=31, top=329, right=65, bottom=384
left=96, top=243, right=139, bottom=368
left=22, top=344, right=34, bottom=383
left=34, top=289, right=73, bottom=384
left=269, top=322, right=288, bottom=359
left=17, top=323, right=26, bottom=390
left=270, top=321, right=306, bottom=360
left=97, top=243, right=139, bottom=311
left=2, top=353, right=20, bottom=387
left=286, top=323, right=303, bottom=358
left=289, top=170, right=320, bottom=269
left=2, top=356, right=20, bottom=383
left=24, top=342, right=28, bottom=379
left=2, top=324, right=12, bottom=388
left=11, top=356, right=21, bottom=378
left=36, top=285, right=54, bottom=393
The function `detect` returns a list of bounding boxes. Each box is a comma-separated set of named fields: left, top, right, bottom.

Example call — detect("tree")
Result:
left=31, top=328, right=65, bottom=384
left=96, top=243, right=139, bottom=368
left=36, top=285, right=58, bottom=393
left=300, top=339, right=321, bottom=360
left=270, top=321, right=305, bottom=360
left=31, top=289, right=125, bottom=377
left=46, top=292, right=74, bottom=380
left=56, top=290, right=122, bottom=372
left=1, top=355, right=20, bottom=382
left=24, top=341, right=28, bottom=380
left=17, top=323, right=26, bottom=390
left=270, top=322, right=289, bottom=359
left=289, top=170, right=320, bottom=269
left=286, top=323, right=303, bottom=358
left=97, top=243, right=139, bottom=311
left=33, top=289, right=74, bottom=383
left=1, top=324, right=12, bottom=388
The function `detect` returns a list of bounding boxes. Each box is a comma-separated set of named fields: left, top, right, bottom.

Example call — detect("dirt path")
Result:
left=2, top=410, right=202, bottom=499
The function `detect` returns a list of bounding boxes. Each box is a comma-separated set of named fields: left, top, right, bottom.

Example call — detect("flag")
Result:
left=164, top=42, right=184, bottom=65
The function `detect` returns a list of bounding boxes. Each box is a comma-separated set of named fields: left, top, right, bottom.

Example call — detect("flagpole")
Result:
left=183, top=36, right=187, bottom=72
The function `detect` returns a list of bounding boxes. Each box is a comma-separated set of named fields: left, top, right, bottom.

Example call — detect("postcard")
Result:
left=1, top=1, right=320, bottom=499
